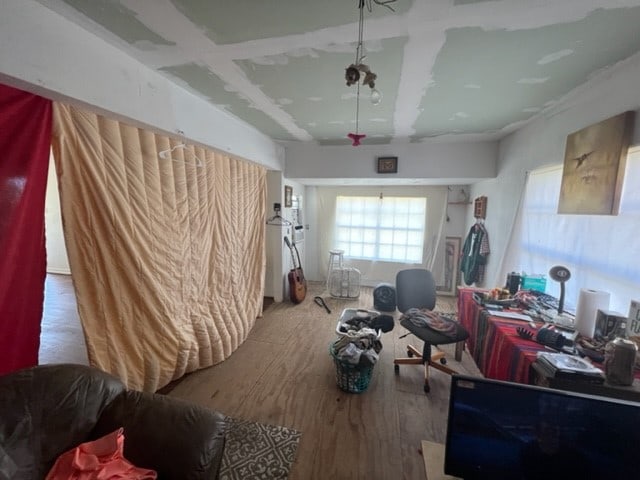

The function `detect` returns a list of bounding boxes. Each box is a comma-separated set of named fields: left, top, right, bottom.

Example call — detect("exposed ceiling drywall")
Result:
left=37, top=0, right=640, bottom=146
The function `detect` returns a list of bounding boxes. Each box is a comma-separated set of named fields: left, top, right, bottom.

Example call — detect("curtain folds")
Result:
left=0, top=83, right=52, bottom=375
left=51, top=103, right=266, bottom=391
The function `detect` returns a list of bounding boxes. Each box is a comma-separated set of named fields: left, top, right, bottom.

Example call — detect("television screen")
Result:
left=445, top=374, right=640, bottom=479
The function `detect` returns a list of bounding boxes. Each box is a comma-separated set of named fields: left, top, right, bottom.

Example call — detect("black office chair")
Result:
left=393, top=268, right=469, bottom=393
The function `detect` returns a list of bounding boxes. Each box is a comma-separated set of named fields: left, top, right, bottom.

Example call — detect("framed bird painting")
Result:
left=558, top=111, right=635, bottom=215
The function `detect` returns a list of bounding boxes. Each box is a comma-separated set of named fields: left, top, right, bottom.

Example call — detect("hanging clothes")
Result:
left=460, top=222, right=490, bottom=285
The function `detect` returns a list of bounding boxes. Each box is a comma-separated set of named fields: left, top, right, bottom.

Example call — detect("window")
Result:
left=335, top=196, right=427, bottom=263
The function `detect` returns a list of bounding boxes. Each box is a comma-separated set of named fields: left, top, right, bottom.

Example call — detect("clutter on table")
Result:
left=471, top=281, right=640, bottom=384
left=535, top=352, right=605, bottom=384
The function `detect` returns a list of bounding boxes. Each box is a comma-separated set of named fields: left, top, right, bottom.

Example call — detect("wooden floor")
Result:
left=39, top=274, right=88, bottom=365
left=40, top=275, right=482, bottom=480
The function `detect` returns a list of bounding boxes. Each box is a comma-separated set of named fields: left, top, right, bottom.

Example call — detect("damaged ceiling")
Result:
left=37, top=0, right=640, bottom=146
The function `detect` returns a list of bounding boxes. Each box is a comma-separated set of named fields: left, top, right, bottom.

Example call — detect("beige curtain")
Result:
left=51, top=103, right=266, bottom=391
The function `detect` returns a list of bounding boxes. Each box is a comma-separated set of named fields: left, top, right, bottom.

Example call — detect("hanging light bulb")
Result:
left=345, top=0, right=397, bottom=145
left=370, top=88, right=382, bottom=105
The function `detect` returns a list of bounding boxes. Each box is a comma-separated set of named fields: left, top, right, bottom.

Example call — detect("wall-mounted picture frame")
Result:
left=377, top=156, right=398, bottom=174
left=474, top=196, right=487, bottom=219
left=284, top=185, right=293, bottom=208
left=436, top=236, right=461, bottom=296
left=558, top=111, right=635, bottom=215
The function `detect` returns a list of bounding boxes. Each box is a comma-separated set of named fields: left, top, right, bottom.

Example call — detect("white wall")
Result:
left=304, top=186, right=322, bottom=282
left=441, top=185, right=470, bottom=287
left=0, top=1, right=284, bottom=171
left=264, top=172, right=306, bottom=302
left=468, top=51, right=640, bottom=288
left=281, top=179, right=306, bottom=300
left=285, top=141, right=497, bottom=184
left=44, top=154, right=70, bottom=274
left=265, top=171, right=285, bottom=301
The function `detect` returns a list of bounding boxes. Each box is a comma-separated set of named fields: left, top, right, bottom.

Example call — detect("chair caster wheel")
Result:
left=394, top=364, right=399, bottom=374
left=407, top=350, right=413, bottom=357
left=423, top=383, right=430, bottom=394
left=440, top=358, right=447, bottom=365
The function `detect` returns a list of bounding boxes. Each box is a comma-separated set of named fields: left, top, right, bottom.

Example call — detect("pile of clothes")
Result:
left=332, top=328, right=383, bottom=367
left=400, top=307, right=458, bottom=339
left=338, top=311, right=394, bottom=334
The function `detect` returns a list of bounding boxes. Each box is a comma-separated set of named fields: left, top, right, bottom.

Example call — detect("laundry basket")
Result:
left=329, top=344, right=374, bottom=393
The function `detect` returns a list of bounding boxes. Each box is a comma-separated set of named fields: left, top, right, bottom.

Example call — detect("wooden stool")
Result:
left=326, top=249, right=344, bottom=289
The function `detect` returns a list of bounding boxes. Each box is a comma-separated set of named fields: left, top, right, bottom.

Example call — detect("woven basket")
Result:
left=329, top=344, right=374, bottom=393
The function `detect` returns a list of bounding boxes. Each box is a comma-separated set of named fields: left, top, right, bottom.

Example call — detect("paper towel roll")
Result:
left=575, top=289, right=610, bottom=338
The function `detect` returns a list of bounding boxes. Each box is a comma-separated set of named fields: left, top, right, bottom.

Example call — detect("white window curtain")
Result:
left=500, top=148, right=640, bottom=314
left=315, top=186, right=448, bottom=286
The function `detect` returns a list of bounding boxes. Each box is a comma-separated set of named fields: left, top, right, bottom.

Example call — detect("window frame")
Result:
left=334, top=195, right=427, bottom=263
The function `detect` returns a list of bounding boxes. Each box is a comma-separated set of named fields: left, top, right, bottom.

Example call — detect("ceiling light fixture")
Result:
left=346, top=0, right=396, bottom=146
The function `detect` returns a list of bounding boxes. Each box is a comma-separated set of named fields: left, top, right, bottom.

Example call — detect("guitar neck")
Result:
left=293, top=243, right=303, bottom=272
left=284, top=236, right=298, bottom=269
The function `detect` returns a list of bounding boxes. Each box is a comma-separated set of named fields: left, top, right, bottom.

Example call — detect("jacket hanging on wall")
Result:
left=460, top=222, right=490, bottom=285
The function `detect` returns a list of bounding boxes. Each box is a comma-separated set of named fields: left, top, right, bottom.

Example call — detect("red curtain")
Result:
left=0, top=83, right=52, bottom=375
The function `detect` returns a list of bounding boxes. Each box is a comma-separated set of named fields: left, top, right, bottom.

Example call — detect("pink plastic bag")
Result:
left=46, top=428, right=157, bottom=480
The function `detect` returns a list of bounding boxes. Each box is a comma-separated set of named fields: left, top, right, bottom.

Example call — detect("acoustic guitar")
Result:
left=284, top=236, right=307, bottom=304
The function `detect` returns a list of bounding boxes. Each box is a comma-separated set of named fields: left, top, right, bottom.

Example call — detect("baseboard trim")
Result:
left=47, top=268, right=71, bottom=275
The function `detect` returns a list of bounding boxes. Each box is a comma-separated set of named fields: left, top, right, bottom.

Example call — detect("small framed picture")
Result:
left=377, top=156, right=398, bottom=174
left=474, top=196, right=487, bottom=219
left=284, top=185, right=293, bottom=207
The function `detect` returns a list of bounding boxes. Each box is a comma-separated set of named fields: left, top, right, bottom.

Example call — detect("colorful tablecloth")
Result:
left=458, top=288, right=640, bottom=385
left=458, top=287, right=542, bottom=384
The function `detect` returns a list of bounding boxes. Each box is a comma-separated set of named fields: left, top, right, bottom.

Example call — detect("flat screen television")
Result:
left=445, top=374, right=640, bottom=479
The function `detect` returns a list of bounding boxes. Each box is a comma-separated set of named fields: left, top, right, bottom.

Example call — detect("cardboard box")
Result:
left=627, top=300, right=640, bottom=338
left=594, top=309, right=627, bottom=340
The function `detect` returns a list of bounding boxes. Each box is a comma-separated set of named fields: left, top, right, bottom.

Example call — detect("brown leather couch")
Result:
left=0, top=364, right=227, bottom=480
